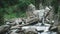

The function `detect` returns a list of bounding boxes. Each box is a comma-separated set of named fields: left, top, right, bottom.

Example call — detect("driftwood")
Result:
left=26, top=17, right=38, bottom=23
left=21, top=17, right=39, bottom=26
left=10, top=17, right=39, bottom=29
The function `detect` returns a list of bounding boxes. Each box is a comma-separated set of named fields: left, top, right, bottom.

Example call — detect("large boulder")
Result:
left=26, top=4, right=36, bottom=17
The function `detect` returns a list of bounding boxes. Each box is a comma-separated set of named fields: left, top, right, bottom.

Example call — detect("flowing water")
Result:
left=5, top=23, right=57, bottom=34
left=22, top=23, right=57, bottom=34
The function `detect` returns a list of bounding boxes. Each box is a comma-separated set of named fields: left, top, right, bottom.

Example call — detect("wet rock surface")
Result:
left=0, top=20, right=57, bottom=34
left=5, top=22, right=57, bottom=34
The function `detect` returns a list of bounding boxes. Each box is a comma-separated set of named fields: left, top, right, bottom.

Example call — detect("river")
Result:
left=22, top=23, right=57, bottom=34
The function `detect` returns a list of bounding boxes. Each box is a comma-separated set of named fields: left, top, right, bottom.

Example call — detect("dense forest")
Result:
left=0, top=0, right=60, bottom=25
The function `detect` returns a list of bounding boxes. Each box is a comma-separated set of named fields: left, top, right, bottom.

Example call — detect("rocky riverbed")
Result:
left=5, top=23, right=57, bottom=34
left=22, top=23, right=57, bottom=34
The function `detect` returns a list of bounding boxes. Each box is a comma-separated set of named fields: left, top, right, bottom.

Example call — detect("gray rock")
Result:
left=24, top=27, right=37, bottom=34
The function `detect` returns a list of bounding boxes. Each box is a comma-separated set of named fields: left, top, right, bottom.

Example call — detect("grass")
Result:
left=4, top=11, right=27, bottom=20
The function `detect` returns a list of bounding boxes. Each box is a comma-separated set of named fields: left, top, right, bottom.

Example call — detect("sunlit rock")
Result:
left=33, top=6, right=50, bottom=21
left=39, top=3, right=44, bottom=10
left=26, top=4, right=36, bottom=18
left=27, top=4, right=35, bottom=11
left=14, top=18, right=23, bottom=25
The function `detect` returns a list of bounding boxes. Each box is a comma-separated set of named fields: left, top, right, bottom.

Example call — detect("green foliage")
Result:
left=18, top=0, right=35, bottom=9
left=0, top=8, right=5, bottom=25
left=18, top=0, right=34, bottom=10
left=0, top=0, right=19, bottom=8
left=3, top=0, right=36, bottom=20
left=51, top=0, right=59, bottom=14
left=0, top=0, right=60, bottom=25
